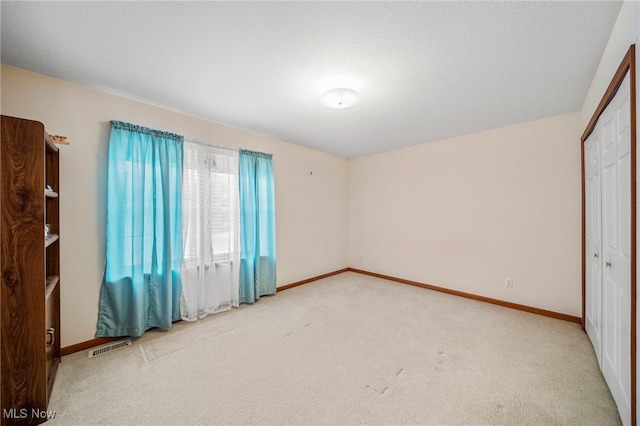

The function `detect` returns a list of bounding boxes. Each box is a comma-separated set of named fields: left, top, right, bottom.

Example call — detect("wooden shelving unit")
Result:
left=1, top=115, right=61, bottom=425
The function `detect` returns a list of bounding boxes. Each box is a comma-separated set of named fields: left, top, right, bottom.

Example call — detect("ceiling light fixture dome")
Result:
left=320, top=87, right=361, bottom=109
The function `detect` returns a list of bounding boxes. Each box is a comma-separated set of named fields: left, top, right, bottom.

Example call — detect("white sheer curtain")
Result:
left=180, top=140, right=239, bottom=321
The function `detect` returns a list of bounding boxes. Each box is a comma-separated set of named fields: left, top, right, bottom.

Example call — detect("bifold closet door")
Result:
left=585, top=72, right=632, bottom=425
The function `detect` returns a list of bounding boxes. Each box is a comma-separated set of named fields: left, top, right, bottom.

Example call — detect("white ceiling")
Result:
left=1, top=1, right=623, bottom=158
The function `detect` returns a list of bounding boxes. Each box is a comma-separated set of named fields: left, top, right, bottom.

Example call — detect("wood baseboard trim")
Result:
left=276, top=268, right=349, bottom=292
left=61, top=268, right=350, bottom=356
left=60, top=336, right=123, bottom=357
left=63, top=267, right=578, bottom=356
left=347, top=268, right=581, bottom=324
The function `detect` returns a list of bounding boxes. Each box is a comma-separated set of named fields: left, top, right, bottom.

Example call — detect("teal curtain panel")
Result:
left=96, top=121, right=184, bottom=337
left=238, top=149, right=277, bottom=303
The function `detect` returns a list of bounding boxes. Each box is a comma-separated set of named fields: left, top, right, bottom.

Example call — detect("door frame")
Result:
left=581, top=44, right=636, bottom=425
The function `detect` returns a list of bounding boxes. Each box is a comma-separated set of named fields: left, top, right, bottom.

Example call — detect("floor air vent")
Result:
left=88, top=339, right=132, bottom=358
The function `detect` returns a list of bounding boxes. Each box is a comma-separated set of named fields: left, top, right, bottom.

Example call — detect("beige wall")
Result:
left=348, top=112, right=581, bottom=316
left=1, top=64, right=348, bottom=347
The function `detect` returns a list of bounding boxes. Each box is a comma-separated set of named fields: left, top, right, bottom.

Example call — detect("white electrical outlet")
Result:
left=505, top=278, right=513, bottom=288
left=359, top=255, right=364, bottom=262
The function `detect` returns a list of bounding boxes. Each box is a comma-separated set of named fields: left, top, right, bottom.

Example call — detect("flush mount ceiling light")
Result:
left=320, top=87, right=361, bottom=109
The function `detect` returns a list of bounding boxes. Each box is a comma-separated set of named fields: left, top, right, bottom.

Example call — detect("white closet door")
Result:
left=585, top=126, right=603, bottom=366
left=600, top=72, right=631, bottom=426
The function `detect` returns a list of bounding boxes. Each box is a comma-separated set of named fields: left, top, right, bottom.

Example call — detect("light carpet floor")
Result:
left=48, top=272, right=621, bottom=425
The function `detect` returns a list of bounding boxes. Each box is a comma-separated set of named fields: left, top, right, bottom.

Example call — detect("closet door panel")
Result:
left=601, top=102, right=620, bottom=390
left=600, top=73, right=632, bottom=425
left=614, top=77, right=632, bottom=418
left=585, top=130, right=603, bottom=364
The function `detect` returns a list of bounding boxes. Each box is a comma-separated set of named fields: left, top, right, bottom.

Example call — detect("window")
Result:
left=180, top=141, right=240, bottom=320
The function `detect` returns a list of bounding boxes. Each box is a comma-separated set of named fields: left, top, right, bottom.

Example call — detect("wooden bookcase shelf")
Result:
left=45, top=276, right=60, bottom=300
left=1, top=115, right=61, bottom=425
left=45, top=189, right=59, bottom=198
left=45, top=234, right=59, bottom=248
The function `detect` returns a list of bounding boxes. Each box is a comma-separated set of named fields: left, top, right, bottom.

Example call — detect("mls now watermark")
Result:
left=3, top=408, right=56, bottom=420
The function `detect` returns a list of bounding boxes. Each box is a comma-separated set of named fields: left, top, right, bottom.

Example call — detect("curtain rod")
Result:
left=110, top=121, right=269, bottom=155
left=184, top=136, right=239, bottom=152
left=184, top=137, right=272, bottom=158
